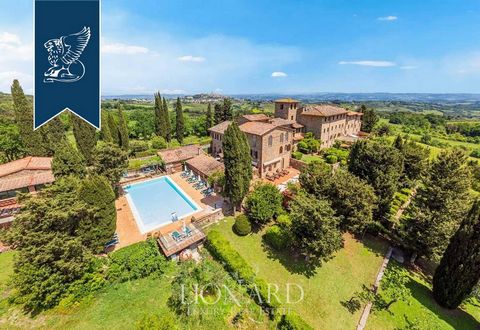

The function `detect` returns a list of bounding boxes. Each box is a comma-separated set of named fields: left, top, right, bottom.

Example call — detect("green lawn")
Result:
left=0, top=251, right=273, bottom=330
left=300, top=154, right=324, bottom=163
left=208, top=217, right=389, bottom=329
left=367, top=261, right=480, bottom=330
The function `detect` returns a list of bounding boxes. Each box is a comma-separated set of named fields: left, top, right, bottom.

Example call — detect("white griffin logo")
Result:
left=43, top=26, right=91, bottom=83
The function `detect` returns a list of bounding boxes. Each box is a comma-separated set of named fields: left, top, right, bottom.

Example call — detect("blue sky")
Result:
left=0, top=0, right=479, bottom=94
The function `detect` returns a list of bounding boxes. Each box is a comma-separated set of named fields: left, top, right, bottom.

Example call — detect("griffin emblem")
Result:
left=43, top=26, right=91, bottom=83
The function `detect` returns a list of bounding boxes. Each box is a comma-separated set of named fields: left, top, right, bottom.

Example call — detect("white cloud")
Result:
left=378, top=15, right=398, bottom=21
left=178, top=55, right=206, bottom=62
left=271, top=71, right=287, bottom=77
left=338, top=60, right=397, bottom=67
left=102, top=42, right=149, bottom=54
left=0, top=32, right=20, bottom=44
left=161, top=89, right=187, bottom=94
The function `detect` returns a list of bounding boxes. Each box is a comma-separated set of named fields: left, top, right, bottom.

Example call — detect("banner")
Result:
left=34, top=0, right=100, bottom=129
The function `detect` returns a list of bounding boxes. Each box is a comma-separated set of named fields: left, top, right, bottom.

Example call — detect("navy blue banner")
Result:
left=34, top=0, right=100, bottom=129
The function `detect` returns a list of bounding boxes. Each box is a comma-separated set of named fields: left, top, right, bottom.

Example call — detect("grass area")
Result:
left=208, top=217, right=389, bottom=329
left=367, top=261, right=480, bottom=330
left=0, top=250, right=273, bottom=330
left=300, top=154, right=324, bottom=163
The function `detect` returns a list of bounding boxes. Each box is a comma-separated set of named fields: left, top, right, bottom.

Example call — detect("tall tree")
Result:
left=348, top=140, right=403, bottom=222
left=101, top=111, right=113, bottom=142
left=40, top=116, right=67, bottom=155
left=214, top=103, right=223, bottom=124
left=72, top=112, right=97, bottom=163
left=77, top=175, right=116, bottom=253
left=163, top=97, right=172, bottom=142
left=244, top=183, right=283, bottom=226
left=175, top=97, right=184, bottom=144
left=0, top=123, right=24, bottom=161
left=2, top=177, right=94, bottom=310
left=402, top=149, right=471, bottom=259
left=117, top=106, right=129, bottom=151
left=289, top=191, right=343, bottom=267
left=359, top=104, right=379, bottom=133
left=107, top=112, right=119, bottom=145
left=222, top=121, right=252, bottom=212
left=401, top=140, right=430, bottom=182
left=51, top=141, right=86, bottom=178
left=222, top=98, right=233, bottom=121
left=433, top=200, right=480, bottom=309
left=300, top=162, right=376, bottom=234
left=11, top=80, right=44, bottom=155
left=91, top=143, right=128, bottom=186
left=154, top=92, right=166, bottom=139
left=205, top=103, right=214, bottom=135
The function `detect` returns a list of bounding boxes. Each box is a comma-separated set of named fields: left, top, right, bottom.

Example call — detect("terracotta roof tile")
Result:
left=239, top=121, right=278, bottom=136
left=158, top=145, right=204, bottom=164
left=301, top=105, right=348, bottom=117
left=185, top=154, right=224, bottom=177
left=241, top=114, right=270, bottom=122
left=0, top=157, right=54, bottom=193
left=208, top=121, right=231, bottom=134
left=347, top=111, right=364, bottom=116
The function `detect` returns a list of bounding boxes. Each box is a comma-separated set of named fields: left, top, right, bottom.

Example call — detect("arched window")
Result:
left=268, top=135, right=273, bottom=146
left=279, top=146, right=283, bottom=154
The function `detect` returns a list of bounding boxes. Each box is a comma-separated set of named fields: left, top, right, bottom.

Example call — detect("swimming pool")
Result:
left=124, top=176, right=201, bottom=233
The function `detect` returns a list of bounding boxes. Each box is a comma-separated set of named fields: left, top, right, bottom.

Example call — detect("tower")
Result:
left=274, top=98, right=300, bottom=121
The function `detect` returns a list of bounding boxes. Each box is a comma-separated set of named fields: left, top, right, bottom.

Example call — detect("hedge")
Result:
left=206, top=230, right=280, bottom=315
left=278, top=312, right=314, bottom=330
left=107, top=239, right=168, bottom=282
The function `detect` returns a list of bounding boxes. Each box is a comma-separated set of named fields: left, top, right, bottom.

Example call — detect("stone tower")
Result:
left=274, top=98, right=300, bottom=121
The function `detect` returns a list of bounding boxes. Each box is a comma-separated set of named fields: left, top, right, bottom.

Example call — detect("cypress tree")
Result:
left=403, top=149, right=471, bottom=258
left=39, top=116, right=67, bottom=155
left=214, top=103, right=223, bottom=124
left=11, top=80, right=45, bottom=155
left=51, top=140, right=86, bottom=178
left=175, top=97, right=184, bottom=144
left=72, top=112, right=97, bottom=163
left=101, top=111, right=113, bottom=143
left=77, top=175, right=116, bottom=253
left=163, top=97, right=171, bottom=142
left=107, top=112, right=119, bottom=145
left=205, top=103, right=214, bottom=135
left=223, top=121, right=252, bottom=212
left=433, top=200, right=480, bottom=309
left=154, top=92, right=167, bottom=139
left=117, top=106, right=129, bottom=151
left=222, top=98, right=233, bottom=121
left=360, top=105, right=379, bottom=133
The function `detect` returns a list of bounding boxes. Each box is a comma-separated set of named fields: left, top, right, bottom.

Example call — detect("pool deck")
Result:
left=114, top=172, right=224, bottom=250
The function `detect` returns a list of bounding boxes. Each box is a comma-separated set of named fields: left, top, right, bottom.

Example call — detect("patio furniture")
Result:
left=172, top=231, right=182, bottom=241
left=183, top=226, right=192, bottom=237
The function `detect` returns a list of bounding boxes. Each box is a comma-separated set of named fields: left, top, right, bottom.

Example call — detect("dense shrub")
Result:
left=233, top=214, right=252, bottom=236
left=276, top=214, right=292, bottom=229
left=205, top=230, right=280, bottom=313
left=245, top=183, right=283, bottom=226
left=129, top=140, right=149, bottom=155
left=292, top=151, right=303, bottom=160
left=297, top=140, right=310, bottom=154
left=325, top=155, right=338, bottom=164
left=278, top=312, right=314, bottom=330
left=107, top=239, right=169, bottom=282
left=150, top=135, right=167, bottom=150
left=263, top=225, right=289, bottom=250
left=136, top=313, right=178, bottom=330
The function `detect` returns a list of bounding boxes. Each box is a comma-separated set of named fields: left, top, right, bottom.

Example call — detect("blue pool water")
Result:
left=125, top=176, right=200, bottom=233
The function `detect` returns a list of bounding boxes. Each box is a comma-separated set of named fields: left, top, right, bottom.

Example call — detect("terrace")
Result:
left=156, top=223, right=206, bottom=258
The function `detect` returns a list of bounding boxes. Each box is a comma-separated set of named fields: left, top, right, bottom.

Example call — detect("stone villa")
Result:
left=209, top=98, right=363, bottom=178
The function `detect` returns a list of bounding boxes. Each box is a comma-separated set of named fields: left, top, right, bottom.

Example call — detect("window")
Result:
left=280, top=133, right=284, bottom=143
left=279, top=146, right=283, bottom=154
left=268, top=135, right=273, bottom=146
left=286, top=132, right=289, bottom=140
left=290, top=115, right=294, bottom=120
left=280, top=104, right=284, bottom=110
left=286, top=145, right=291, bottom=151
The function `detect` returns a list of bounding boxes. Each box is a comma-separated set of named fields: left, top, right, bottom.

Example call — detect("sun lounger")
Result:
left=183, top=227, right=192, bottom=237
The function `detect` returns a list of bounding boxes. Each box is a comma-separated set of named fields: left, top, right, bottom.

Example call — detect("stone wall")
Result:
left=192, top=209, right=224, bottom=229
